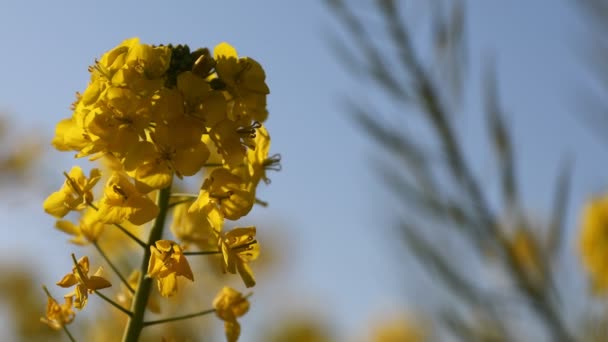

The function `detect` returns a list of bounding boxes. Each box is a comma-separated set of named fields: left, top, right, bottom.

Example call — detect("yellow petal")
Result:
left=214, top=42, right=238, bottom=59
left=236, top=262, right=256, bottom=288
left=43, top=191, right=71, bottom=218
left=57, top=273, right=78, bottom=288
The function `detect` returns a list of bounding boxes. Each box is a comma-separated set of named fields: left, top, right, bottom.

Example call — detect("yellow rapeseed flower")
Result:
left=579, top=195, right=608, bottom=293
left=189, top=168, right=255, bottom=221
left=213, top=286, right=250, bottom=342
left=213, top=42, right=269, bottom=123
left=40, top=294, right=75, bottom=330
left=219, top=227, right=259, bottom=288
left=55, top=208, right=105, bottom=245
left=96, top=172, right=159, bottom=225
left=147, top=240, right=194, bottom=297
left=57, top=256, right=111, bottom=309
left=125, top=118, right=210, bottom=192
left=508, top=228, right=546, bottom=288
left=43, top=166, right=101, bottom=218
left=171, top=202, right=223, bottom=250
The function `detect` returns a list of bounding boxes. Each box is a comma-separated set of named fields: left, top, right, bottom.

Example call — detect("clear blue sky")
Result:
left=0, top=0, right=603, bottom=339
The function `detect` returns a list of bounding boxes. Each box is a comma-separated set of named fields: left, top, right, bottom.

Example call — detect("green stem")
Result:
left=111, top=223, right=147, bottom=248
left=93, top=242, right=134, bottom=294
left=142, top=308, right=215, bottom=327
left=88, top=203, right=147, bottom=248
left=63, top=325, right=77, bottom=342
left=95, top=290, right=133, bottom=317
left=122, top=185, right=172, bottom=342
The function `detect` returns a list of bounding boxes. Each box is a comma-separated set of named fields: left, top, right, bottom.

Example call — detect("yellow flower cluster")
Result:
left=579, top=195, right=608, bottom=293
left=41, top=37, right=278, bottom=341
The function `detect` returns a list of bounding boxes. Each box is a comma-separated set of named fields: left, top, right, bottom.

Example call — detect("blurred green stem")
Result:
left=122, top=185, right=172, bottom=342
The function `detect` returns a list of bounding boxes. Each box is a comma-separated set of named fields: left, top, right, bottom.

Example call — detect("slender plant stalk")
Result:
left=122, top=185, right=172, bottom=342
left=142, top=308, right=216, bottom=327
left=93, top=241, right=134, bottom=294
left=88, top=203, right=147, bottom=248
left=63, top=325, right=77, bottom=342
left=95, top=290, right=133, bottom=317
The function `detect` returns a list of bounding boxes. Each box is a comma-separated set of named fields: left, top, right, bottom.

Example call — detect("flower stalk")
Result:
left=122, top=185, right=172, bottom=342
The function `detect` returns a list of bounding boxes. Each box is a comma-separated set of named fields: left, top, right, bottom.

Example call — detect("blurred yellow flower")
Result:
left=171, top=202, right=223, bottom=250
left=55, top=208, right=105, bottom=245
left=116, top=270, right=160, bottom=313
left=56, top=256, right=111, bottom=309
left=147, top=240, right=194, bottom=297
left=508, top=228, right=545, bottom=288
left=219, top=227, right=259, bottom=288
left=370, top=314, right=428, bottom=342
left=213, top=286, right=250, bottom=342
left=40, top=294, right=75, bottom=330
left=580, top=195, right=608, bottom=293
left=43, top=166, right=101, bottom=218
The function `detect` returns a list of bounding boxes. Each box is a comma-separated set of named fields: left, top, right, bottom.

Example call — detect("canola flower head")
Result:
left=42, top=37, right=277, bottom=341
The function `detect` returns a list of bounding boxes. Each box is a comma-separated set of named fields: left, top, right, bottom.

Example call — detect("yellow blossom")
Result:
left=124, top=42, right=172, bottom=79
left=171, top=202, right=223, bottom=250
left=370, top=313, right=429, bottom=342
left=40, top=294, right=75, bottom=330
left=245, top=124, right=275, bottom=184
left=43, top=166, right=101, bottom=218
left=177, top=71, right=226, bottom=127
left=147, top=240, right=194, bottom=297
left=51, top=117, right=91, bottom=153
left=94, top=37, right=139, bottom=80
left=189, top=168, right=255, bottom=221
left=57, top=256, right=111, bottom=309
left=85, top=87, right=152, bottom=157
left=213, top=42, right=269, bottom=123
left=508, top=228, right=545, bottom=287
left=55, top=208, right=105, bottom=245
left=579, top=195, right=608, bottom=293
left=96, top=172, right=159, bottom=225
left=219, top=227, right=259, bottom=288
left=213, top=286, right=250, bottom=342
left=125, top=118, right=210, bottom=192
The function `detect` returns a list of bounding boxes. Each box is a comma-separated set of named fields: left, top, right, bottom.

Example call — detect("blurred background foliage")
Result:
left=2, top=0, right=608, bottom=341
left=325, top=0, right=608, bottom=341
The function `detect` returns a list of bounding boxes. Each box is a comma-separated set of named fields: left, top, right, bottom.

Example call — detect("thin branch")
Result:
left=93, top=242, right=134, bottom=294
left=143, top=308, right=216, bottom=327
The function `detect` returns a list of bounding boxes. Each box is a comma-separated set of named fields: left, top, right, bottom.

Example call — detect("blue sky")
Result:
left=0, top=0, right=604, bottom=340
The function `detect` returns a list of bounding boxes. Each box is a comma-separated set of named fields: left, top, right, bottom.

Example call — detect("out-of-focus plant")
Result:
left=0, top=115, right=42, bottom=185
left=39, top=37, right=280, bottom=342
left=324, top=0, right=608, bottom=340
